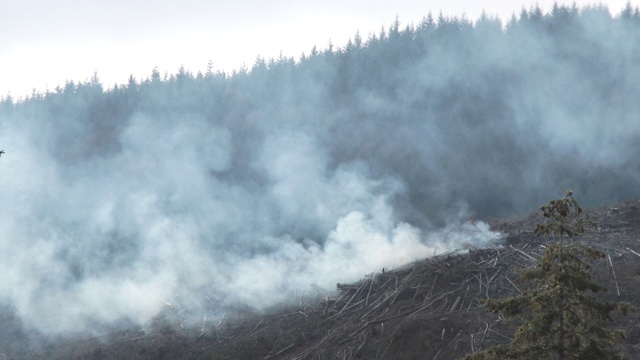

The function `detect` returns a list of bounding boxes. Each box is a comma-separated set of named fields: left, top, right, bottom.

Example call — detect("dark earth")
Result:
left=2, top=199, right=640, bottom=359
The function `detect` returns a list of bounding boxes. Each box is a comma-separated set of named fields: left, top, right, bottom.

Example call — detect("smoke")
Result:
left=0, top=110, right=501, bottom=334
left=1, top=5, right=640, bottom=335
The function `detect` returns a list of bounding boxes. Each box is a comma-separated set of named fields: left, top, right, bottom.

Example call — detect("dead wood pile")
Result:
left=236, top=200, right=640, bottom=359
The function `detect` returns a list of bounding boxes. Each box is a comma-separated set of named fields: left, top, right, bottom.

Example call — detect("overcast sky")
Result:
left=0, top=0, right=634, bottom=98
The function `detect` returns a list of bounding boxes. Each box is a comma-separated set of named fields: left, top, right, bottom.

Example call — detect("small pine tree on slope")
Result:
left=464, top=190, right=635, bottom=360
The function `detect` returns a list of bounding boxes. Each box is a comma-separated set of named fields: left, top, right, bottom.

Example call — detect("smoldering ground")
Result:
left=0, top=112, right=502, bottom=334
left=0, top=4, right=639, bottom=335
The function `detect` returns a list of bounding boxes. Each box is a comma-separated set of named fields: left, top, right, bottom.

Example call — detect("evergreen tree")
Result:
left=205, top=60, right=214, bottom=78
left=353, top=30, right=363, bottom=48
left=126, top=74, right=138, bottom=91
left=464, top=190, right=635, bottom=360
left=149, top=66, right=161, bottom=83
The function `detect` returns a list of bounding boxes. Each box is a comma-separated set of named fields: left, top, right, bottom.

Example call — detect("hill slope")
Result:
left=4, top=199, right=639, bottom=359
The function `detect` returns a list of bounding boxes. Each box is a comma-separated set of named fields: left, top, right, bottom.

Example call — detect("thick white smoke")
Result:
left=0, top=111, right=501, bottom=334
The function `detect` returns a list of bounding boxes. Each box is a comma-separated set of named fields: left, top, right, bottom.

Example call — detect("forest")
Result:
left=3, top=4, right=640, bottom=222
left=1, top=3, right=640, bottom=336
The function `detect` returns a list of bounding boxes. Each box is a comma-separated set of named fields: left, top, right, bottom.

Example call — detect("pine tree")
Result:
left=464, top=190, right=635, bottom=359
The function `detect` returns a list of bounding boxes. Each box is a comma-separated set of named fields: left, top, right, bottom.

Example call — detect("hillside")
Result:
left=1, top=5, right=640, bottom=359
left=3, top=199, right=639, bottom=359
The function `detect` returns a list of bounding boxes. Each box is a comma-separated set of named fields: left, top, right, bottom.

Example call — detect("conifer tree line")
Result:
left=2, top=3, right=640, bottom=226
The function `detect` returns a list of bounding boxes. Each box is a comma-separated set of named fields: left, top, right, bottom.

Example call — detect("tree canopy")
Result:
left=465, top=191, right=635, bottom=359
left=2, top=4, right=640, bottom=225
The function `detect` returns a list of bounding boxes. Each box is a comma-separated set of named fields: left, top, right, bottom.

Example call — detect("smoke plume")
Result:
left=1, top=4, right=639, bottom=334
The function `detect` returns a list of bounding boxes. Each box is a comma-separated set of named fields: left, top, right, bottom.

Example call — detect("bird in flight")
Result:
left=0, top=150, right=4, bottom=157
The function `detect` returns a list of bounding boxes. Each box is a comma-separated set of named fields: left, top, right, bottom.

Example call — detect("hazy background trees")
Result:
left=4, top=5, right=639, bottom=227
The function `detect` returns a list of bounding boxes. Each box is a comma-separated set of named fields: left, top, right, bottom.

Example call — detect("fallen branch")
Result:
left=626, top=247, right=640, bottom=258
left=365, top=276, right=375, bottom=306
left=505, top=276, right=522, bottom=295
left=509, top=244, right=538, bottom=263
left=607, top=250, right=620, bottom=296
left=264, top=343, right=295, bottom=359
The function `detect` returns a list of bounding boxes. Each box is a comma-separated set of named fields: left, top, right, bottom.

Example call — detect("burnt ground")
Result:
left=3, top=199, right=640, bottom=359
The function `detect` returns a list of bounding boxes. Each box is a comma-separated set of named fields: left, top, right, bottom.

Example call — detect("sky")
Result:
left=0, top=0, right=635, bottom=98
